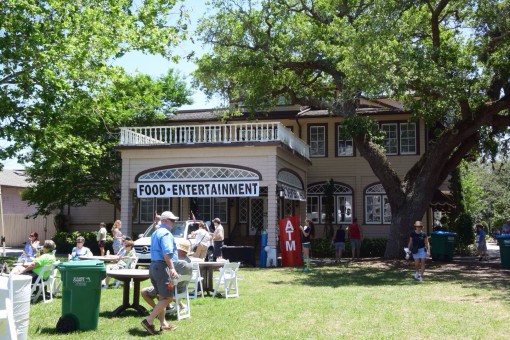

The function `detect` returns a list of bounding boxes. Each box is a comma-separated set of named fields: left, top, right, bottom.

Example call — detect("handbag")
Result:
left=192, top=233, right=206, bottom=252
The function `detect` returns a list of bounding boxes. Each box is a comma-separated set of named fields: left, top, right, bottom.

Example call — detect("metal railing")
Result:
left=120, top=122, right=309, bottom=159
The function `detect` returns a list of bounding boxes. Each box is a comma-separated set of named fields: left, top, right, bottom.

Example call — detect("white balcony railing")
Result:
left=120, top=122, right=310, bottom=160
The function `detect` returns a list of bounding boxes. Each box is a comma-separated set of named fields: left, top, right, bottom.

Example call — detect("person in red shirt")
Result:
left=347, top=218, right=363, bottom=260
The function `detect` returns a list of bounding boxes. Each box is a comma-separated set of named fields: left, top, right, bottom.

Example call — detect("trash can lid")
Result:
left=58, top=260, right=106, bottom=270
left=495, top=234, right=510, bottom=239
left=431, top=231, right=457, bottom=235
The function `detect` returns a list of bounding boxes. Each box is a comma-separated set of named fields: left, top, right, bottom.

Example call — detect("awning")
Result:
left=430, top=190, right=455, bottom=212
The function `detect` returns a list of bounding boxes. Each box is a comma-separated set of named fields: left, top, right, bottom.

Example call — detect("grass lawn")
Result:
left=23, top=258, right=510, bottom=339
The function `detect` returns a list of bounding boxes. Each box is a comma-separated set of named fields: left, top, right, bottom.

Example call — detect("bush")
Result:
left=311, top=238, right=387, bottom=258
left=52, top=231, right=113, bottom=255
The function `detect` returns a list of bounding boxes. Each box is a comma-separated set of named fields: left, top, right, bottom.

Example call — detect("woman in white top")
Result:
left=191, top=221, right=210, bottom=259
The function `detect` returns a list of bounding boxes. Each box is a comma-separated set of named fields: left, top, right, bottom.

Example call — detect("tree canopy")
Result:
left=193, top=0, right=510, bottom=257
left=1, top=0, right=192, bottom=214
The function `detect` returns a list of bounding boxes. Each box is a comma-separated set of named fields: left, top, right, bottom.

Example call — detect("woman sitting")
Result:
left=102, top=240, right=137, bottom=288
left=12, top=240, right=57, bottom=283
left=18, top=232, right=40, bottom=263
left=70, top=236, right=93, bottom=260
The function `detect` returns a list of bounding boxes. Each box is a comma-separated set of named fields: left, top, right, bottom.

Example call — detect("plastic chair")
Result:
left=31, top=261, right=59, bottom=303
left=50, top=262, right=62, bottom=296
left=189, top=262, right=204, bottom=299
left=174, top=274, right=192, bottom=320
left=113, top=256, right=138, bottom=288
left=212, top=262, right=240, bottom=299
left=0, top=274, right=17, bottom=340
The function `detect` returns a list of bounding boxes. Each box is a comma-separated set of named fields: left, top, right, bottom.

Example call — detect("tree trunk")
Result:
left=384, top=207, right=418, bottom=258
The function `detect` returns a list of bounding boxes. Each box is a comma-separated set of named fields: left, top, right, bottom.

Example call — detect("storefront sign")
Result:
left=137, top=181, right=259, bottom=198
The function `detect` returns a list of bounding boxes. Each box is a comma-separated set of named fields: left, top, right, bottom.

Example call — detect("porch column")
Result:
left=267, top=186, right=279, bottom=248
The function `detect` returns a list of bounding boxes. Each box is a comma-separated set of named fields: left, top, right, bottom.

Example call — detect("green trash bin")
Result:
left=430, top=231, right=457, bottom=261
left=496, top=235, right=510, bottom=269
left=57, top=260, right=106, bottom=331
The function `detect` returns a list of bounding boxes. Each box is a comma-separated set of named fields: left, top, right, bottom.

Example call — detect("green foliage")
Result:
left=52, top=231, right=113, bottom=255
left=452, top=212, right=475, bottom=251
left=1, top=0, right=193, bottom=214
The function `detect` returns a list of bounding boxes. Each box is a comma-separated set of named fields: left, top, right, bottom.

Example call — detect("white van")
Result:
left=134, top=220, right=214, bottom=265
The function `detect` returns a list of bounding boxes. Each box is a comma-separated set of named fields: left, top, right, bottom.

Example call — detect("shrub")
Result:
left=52, top=231, right=113, bottom=255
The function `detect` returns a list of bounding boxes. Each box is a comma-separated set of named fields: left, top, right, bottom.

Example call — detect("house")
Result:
left=117, top=98, right=449, bottom=249
left=0, top=169, right=57, bottom=247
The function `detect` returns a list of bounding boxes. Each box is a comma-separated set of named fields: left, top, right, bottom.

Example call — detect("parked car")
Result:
left=134, top=220, right=214, bottom=265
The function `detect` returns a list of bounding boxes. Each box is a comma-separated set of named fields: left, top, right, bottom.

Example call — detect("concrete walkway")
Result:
left=453, top=241, right=500, bottom=264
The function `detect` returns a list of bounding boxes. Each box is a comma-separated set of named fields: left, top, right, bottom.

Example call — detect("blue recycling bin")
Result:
left=259, top=231, right=267, bottom=267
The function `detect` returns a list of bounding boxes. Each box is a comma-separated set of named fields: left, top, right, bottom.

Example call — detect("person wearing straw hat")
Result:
left=407, top=221, right=430, bottom=282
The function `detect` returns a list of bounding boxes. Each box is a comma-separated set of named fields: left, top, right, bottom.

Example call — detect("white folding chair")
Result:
left=50, top=261, right=62, bottom=296
left=174, top=274, right=192, bottom=321
left=212, top=262, right=240, bottom=299
left=189, top=262, right=204, bottom=299
left=0, top=274, right=17, bottom=340
left=31, top=262, right=58, bottom=303
left=113, top=256, right=138, bottom=288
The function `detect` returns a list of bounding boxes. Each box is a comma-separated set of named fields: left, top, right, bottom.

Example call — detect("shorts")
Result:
left=98, top=240, right=106, bottom=248
left=213, top=240, right=223, bottom=257
left=143, top=286, right=158, bottom=299
left=149, top=261, right=174, bottom=298
left=302, top=242, right=311, bottom=249
left=334, top=242, right=345, bottom=250
left=350, top=239, right=361, bottom=249
left=413, top=247, right=427, bottom=259
left=477, top=241, right=487, bottom=253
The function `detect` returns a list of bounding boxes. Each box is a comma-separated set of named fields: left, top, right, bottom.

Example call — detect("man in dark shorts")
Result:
left=97, top=222, right=107, bottom=256
left=140, top=211, right=179, bottom=334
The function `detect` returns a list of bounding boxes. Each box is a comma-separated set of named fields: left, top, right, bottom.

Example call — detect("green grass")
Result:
left=18, top=259, right=510, bottom=339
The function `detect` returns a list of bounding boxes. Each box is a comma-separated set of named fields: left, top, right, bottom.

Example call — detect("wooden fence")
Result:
left=0, top=214, right=57, bottom=248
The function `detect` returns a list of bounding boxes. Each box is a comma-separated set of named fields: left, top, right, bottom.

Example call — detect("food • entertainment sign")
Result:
left=137, top=181, right=259, bottom=198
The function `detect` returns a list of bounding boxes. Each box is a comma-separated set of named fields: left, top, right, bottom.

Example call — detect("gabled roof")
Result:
left=0, top=169, right=29, bottom=188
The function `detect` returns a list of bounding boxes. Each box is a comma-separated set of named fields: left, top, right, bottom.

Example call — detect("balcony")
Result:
left=120, top=122, right=310, bottom=160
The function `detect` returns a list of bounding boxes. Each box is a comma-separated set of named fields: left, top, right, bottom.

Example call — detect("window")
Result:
left=139, top=198, right=171, bottom=223
left=336, top=124, right=354, bottom=156
left=196, top=197, right=228, bottom=224
left=400, top=122, right=416, bottom=154
left=309, top=125, right=326, bottom=157
left=306, top=182, right=353, bottom=224
left=381, top=123, right=398, bottom=155
left=364, top=183, right=391, bottom=224
left=380, top=122, right=418, bottom=155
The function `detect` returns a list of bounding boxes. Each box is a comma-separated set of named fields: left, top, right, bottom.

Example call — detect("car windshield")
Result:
left=143, top=221, right=187, bottom=238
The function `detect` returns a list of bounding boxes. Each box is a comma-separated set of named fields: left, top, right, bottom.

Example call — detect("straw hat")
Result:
left=176, top=240, right=190, bottom=254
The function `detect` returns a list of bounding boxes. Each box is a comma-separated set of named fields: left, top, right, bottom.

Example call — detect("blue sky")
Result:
left=2, top=0, right=219, bottom=169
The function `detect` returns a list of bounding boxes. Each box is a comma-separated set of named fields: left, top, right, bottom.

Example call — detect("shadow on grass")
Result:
left=244, top=258, right=510, bottom=304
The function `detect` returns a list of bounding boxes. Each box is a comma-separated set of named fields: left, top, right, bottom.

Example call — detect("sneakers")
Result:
left=165, top=305, right=176, bottom=315
left=101, top=284, right=108, bottom=289
left=418, top=275, right=423, bottom=282
left=413, top=272, right=419, bottom=279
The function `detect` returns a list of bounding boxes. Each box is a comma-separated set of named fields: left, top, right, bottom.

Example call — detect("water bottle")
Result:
left=106, top=250, right=110, bottom=256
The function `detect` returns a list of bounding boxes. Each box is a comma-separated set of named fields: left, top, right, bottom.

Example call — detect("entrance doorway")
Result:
left=249, top=197, right=267, bottom=236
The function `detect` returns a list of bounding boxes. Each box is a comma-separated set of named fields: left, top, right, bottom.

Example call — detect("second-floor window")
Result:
left=309, top=125, right=326, bottom=157
left=380, top=122, right=417, bottom=155
left=336, top=124, right=354, bottom=156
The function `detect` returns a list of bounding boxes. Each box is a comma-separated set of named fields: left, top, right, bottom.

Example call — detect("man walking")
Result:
left=141, top=211, right=180, bottom=334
